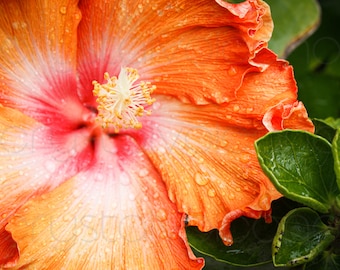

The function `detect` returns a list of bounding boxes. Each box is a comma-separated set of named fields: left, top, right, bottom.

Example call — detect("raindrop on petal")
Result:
left=227, top=66, right=237, bottom=76
left=59, top=6, right=67, bottom=14
left=138, top=168, right=149, bottom=177
left=233, top=104, right=240, bottom=112
left=207, top=189, right=216, bottom=197
left=156, top=208, right=167, bottom=221
left=194, top=173, right=209, bottom=186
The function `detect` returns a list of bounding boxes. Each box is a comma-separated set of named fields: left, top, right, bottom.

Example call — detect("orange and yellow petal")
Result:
left=263, top=101, right=314, bottom=131
left=216, top=0, right=273, bottom=54
left=0, top=106, right=95, bottom=267
left=129, top=94, right=312, bottom=245
left=0, top=0, right=85, bottom=129
left=130, top=96, right=279, bottom=234
left=6, top=135, right=203, bottom=269
left=76, top=0, right=273, bottom=106
left=175, top=51, right=313, bottom=132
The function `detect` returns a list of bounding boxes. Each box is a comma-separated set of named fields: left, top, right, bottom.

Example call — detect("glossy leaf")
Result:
left=313, top=118, right=337, bottom=143
left=186, top=198, right=301, bottom=267
left=273, top=208, right=335, bottom=267
left=323, top=118, right=340, bottom=130
left=191, top=250, right=277, bottom=270
left=266, top=0, right=320, bottom=58
left=332, top=129, right=340, bottom=190
left=304, top=251, right=340, bottom=270
left=255, top=130, right=339, bottom=213
left=186, top=217, right=274, bottom=267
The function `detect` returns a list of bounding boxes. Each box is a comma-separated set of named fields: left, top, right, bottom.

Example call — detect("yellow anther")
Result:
left=92, top=67, right=156, bottom=132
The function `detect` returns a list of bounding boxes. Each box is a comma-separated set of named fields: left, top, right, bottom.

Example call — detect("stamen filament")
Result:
left=92, top=67, right=156, bottom=132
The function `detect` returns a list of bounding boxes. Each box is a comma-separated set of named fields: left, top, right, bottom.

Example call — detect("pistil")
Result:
left=92, top=67, right=156, bottom=133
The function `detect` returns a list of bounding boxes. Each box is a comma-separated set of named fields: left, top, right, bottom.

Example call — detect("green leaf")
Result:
left=304, top=251, right=340, bottom=270
left=186, top=217, right=274, bottom=267
left=323, top=118, right=340, bottom=130
left=266, top=0, right=320, bottom=58
left=332, top=129, right=340, bottom=190
left=287, top=1, right=340, bottom=119
left=291, top=73, right=340, bottom=119
left=273, top=208, right=335, bottom=267
left=186, top=197, right=300, bottom=267
left=255, top=130, right=339, bottom=213
left=313, top=118, right=337, bottom=143
left=191, top=250, right=277, bottom=270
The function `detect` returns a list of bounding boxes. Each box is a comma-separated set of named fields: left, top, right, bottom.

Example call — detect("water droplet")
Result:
left=59, top=6, right=67, bottom=14
left=228, top=66, right=237, bottom=76
left=74, top=13, right=81, bottom=20
left=156, top=208, right=167, bottom=221
left=157, top=10, right=164, bottom=16
left=69, top=149, right=76, bottom=156
left=158, top=146, right=166, bottom=153
left=73, top=228, right=82, bottom=236
left=44, top=160, right=56, bottom=173
left=240, top=154, right=251, bottom=163
left=138, top=168, right=149, bottom=177
left=242, top=171, right=249, bottom=179
left=151, top=101, right=161, bottom=110
left=233, top=104, right=240, bottom=112
left=197, top=157, right=204, bottom=163
left=120, top=173, right=130, bottom=186
left=220, top=140, right=227, bottom=147
left=208, top=189, right=216, bottom=197
left=167, top=231, right=177, bottom=239
left=159, top=231, right=167, bottom=239
left=194, top=173, right=209, bottom=186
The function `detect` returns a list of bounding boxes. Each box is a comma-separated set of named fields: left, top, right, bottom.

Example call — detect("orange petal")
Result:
left=130, top=49, right=313, bottom=245
left=264, top=101, right=315, bottom=132
left=219, top=208, right=272, bottom=245
left=194, top=51, right=314, bottom=132
left=0, top=227, right=18, bottom=268
left=131, top=96, right=281, bottom=232
left=76, top=0, right=273, bottom=106
left=0, top=0, right=85, bottom=129
left=0, top=106, right=93, bottom=233
left=216, top=0, right=273, bottom=54
left=6, top=135, right=203, bottom=269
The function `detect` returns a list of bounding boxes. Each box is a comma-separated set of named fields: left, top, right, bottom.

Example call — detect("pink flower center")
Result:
left=92, top=67, right=156, bottom=133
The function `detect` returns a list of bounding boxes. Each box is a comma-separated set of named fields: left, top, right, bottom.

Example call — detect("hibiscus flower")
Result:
left=0, top=0, right=313, bottom=269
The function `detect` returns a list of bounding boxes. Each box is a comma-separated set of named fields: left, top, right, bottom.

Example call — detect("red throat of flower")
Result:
left=92, top=67, right=156, bottom=133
